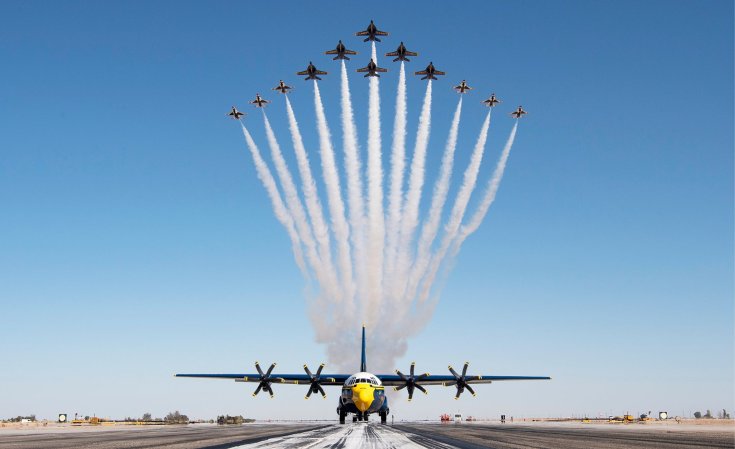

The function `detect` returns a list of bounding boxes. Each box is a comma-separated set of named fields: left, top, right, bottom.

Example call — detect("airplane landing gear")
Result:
left=380, top=411, right=387, bottom=424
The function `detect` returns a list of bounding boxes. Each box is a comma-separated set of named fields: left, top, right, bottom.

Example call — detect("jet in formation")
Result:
left=482, top=93, right=501, bottom=107
left=511, top=106, right=527, bottom=118
left=356, top=59, right=388, bottom=78
left=454, top=80, right=473, bottom=94
left=177, top=327, right=550, bottom=424
left=325, top=40, right=358, bottom=60
left=272, top=80, right=293, bottom=94
left=415, top=62, right=446, bottom=80
left=249, top=94, right=270, bottom=108
left=385, top=42, right=418, bottom=62
left=297, top=61, right=328, bottom=81
left=355, top=20, right=389, bottom=42
left=227, top=106, right=245, bottom=120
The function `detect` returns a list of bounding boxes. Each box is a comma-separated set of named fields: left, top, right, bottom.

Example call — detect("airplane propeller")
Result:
left=252, top=361, right=277, bottom=398
left=394, top=362, right=429, bottom=401
left=303, top=363, right=327, bottom=399
left=447, top=362, right=476, bottom=400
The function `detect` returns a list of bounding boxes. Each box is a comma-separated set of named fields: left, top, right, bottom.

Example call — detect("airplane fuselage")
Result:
left=337, top=372, right=389, bottom=421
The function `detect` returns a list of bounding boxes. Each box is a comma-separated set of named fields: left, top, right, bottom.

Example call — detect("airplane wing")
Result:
left=376, top=374, right=551, bottom=387
left=344, top=50, right=358, bottom=55
left=296, top=70, right=309, bottom=76
left=355, top=31, right=370, bottom=36
left=405, top=51, right=418, bottom=57
left=414, top=70, right=428, bottom=75
left=385, top=51, right=399, bottom=57
left=434, top=70, right=446, bottom=76
left=325, top=50, right=339, bottom=55
left=176, top=373, right=351, bottom=386
left=375, top=31, right=389, bottom=36
left=315, top=70, right=328, bottom=75
left=376, top=67, right=388, bottom=73
left=356, top=67, right=369, bottom=72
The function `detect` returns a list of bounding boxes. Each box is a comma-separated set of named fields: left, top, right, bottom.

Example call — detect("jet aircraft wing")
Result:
left=356, top=67, right=370, bottom=72
left=325, top=49, right=339, bottom=55
left=314, top=69, right=328, bottom=75
left=175, top=372, right=351, bottom=386
left=414, top=70, right=428, bottom=75
left=433, top=70, right=446, bottom=76
left=296, top=70, right=309, bottom=76
left=376, top=374, right=551, bottom=387
left=385, top=51, right=399, bottom=57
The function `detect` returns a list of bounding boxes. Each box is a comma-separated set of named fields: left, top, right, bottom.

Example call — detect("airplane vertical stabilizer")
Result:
left=360, top=326, right=367, bottom=372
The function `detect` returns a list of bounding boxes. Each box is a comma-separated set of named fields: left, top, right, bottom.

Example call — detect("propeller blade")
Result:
left=396, top=370, right=407, bottom=380
left=448, top=366, right=460, bottom=379
left=253, top=384, right=263, bottom=396
left=265, top=384, right=274, bottom=398
left=265, top=363, right=276, bottom=377
left=462, top=362, right=469, bottom=377
left=255, top=362, right=264, bottom=376
left=408, top=388, right=414, bottom=401
left=416, top=384, right=427, bottom=394
left=410, top=362, right=415, bottom=377
left=305, top=388, right=312, bottom=399
left=304, top=365, right=313, bottom=378
left=317, top=384, right=326, bottom=398
left=466, top=384, right=476, bottom=396
left=395, top=384, right=407, bottom=391
left=316, top=363, right=324, bottom=377
left=455, top=386, right=464, bottom=400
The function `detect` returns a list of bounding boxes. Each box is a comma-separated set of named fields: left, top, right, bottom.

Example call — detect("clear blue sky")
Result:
left=1, top=0, right=732, bottom=421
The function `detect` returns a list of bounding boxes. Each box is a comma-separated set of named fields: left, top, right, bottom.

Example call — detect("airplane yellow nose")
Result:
left=352, top=386, right=374, bottom=412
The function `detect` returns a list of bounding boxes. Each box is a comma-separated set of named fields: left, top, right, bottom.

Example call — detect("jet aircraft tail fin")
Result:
left=360, top=325, right=367, bottom=372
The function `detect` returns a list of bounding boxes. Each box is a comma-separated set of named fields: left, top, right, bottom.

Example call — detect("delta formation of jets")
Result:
left=228, top=19, right=528, bottom=120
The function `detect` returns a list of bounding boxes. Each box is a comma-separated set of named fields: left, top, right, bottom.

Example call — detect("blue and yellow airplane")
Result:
left=176, top=327, right=550, bottom=424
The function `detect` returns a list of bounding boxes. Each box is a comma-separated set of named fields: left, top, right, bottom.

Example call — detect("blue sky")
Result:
left=1, top=0, right=732, bottom=421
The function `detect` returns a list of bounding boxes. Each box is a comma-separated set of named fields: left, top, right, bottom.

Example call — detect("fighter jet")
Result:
left=356, top=59, right=388, bottom=78
left=482, top=93, right=501, bottom=107
left=415, top=62, right=446, bottom=81
left=249, top=94, right=270, bottom=108
left=355, top=20, right=389, bottom=42
left=272, top=80, right=293, bottom=94
left=325, top=40, right=358, bottom=60
left=385, top=42, right=418, bottom=62
left=511, top=106, right=527, bottom=118
left=227, top=106, right=245, bottom=120
left=297, top=62, right=328, bottom=81
left=453, top=80, right=473, bottom=94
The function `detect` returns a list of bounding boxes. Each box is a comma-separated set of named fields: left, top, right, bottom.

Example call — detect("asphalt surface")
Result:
left=0, top=422, right=733, bottom=449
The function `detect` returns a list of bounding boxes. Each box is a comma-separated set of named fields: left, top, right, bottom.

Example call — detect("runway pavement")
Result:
left=0, top=422, right=732, bottom=449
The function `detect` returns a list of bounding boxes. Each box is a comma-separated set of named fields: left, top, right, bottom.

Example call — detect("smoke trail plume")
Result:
left=239, top=124, right=307, bottom=276
left=404, top=97, right=464, bottom=304
left=366, top=42, right=385, bottom=324
left=455, top=121, right=519, bottom=247
left=339, top=60, right=367, bottom=308
left=312, top=81, right=356, bottom=308
left=383, top=62, right=407, bottom=302
left=417, top=109, right=492, bottom=304
left=262, top=111, right=339, bottom=301
left=393, top=81, right=432, bottom=301
left=283, top=96, right=334, bottom=285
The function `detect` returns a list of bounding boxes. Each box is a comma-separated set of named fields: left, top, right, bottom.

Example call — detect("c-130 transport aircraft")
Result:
left=176, top=327, right=550, bottom=424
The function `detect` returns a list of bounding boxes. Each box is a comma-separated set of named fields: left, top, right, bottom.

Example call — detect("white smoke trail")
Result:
left=417, top=109, right=493, bottom=304
left=366, top=41, right=385, bottom=324
left=383, top=61, right=407, bottom=302
left=404, top=97, right=464, bottom=304
left=262, top=111, right=339, bottom=301
left=454, top=121, right=518, bottom=248
left=313, top=81, right=356, bottom=308
left=283, top=96, right=334, bottom=283
left=239, top=123, right=307, bottom=276
left=393, top=81, right=433, bottom=301
left=339, top=60, right=367, bottom=308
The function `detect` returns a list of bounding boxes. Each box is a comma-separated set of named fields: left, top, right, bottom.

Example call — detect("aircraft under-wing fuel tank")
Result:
left=355, top=20, right=389, bottom=42
left=325, top=40, right=358, bottom=60
left=415, top=62, right=446, bottom=80
left=176, top=327, right=551, bottom=424
left=356, top=59, right=388, bottom=78
left=272, top=80, right=293, bottom=94
left=511, top=105, right=528, bottom=118
left=483, top=93, right=501, bottom=107
left=227, top=106, right=245, bottom=120
left=454, top=80, right=473, bottom=94
left=385, top=42, right=418, bottom=62
left=297, top=62, right=328, bottom=81
left=249, top=94, right=270, bottom=108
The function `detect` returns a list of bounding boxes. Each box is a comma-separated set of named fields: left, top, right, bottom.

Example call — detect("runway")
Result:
left=0, top=422, right=732, bottom=449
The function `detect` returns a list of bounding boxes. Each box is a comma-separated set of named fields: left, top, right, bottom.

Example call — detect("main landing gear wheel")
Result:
left=339, top=411, right=346, bottom=424
left=380, top=412, right=387, bottom=424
